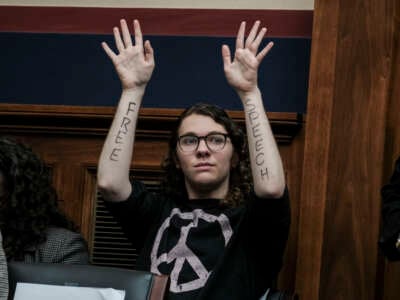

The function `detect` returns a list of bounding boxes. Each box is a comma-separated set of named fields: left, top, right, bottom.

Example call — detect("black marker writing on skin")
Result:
left=109, top=102, right=137, bottom=161
left=110, top=148, right=122, bottom=162
left=245, top=99, right=269, bottom=179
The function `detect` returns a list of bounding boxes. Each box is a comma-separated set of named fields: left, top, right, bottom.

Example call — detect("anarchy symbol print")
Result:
left=150, top=208, right=233, bottom=293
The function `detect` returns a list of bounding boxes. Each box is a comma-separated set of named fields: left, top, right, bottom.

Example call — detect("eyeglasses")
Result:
left=177, top=133, right=229, bottom=153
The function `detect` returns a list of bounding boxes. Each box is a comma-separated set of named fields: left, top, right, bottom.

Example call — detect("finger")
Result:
left=236, top=21, right=246, bottom=50
left=101, top=42, right=117, bottom=61
left=251, top=27, right=267, bottom=52
left=144, top=40, right=154, bottom=63
left=221, top=45, right=232, bottom=69
left=113, top=26, right=125, bottom=53
left=133, top=19, right=143, bottom=49
left=120, top=19, right=133, bottom=47
left=256, top=41, right=274, bottom=63
left=245, top=20, right=260, bottom=48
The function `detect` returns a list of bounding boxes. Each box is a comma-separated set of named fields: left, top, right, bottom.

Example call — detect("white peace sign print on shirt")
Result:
left=150, top=208, right=233, bottom=293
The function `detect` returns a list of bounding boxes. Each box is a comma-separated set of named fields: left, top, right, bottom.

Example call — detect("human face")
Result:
left=175, top=114, right=236, bottom=199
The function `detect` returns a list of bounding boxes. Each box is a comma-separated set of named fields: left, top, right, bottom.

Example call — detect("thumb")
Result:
left=144, top=40, right=154, bottom=63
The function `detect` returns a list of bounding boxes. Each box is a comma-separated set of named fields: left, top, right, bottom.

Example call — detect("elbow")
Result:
left=97, top=178, right=113, bottom=195
left=254, top=181, right=286, bottom=199
left=97, top=178, right=117, bottom=199
left=97, top=177, right=130, bottom=202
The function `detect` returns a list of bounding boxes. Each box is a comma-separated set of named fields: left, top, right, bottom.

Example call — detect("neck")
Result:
left=185, top=180, right=229, bottom=199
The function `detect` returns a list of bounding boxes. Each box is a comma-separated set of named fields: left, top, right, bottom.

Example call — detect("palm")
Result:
left=224, top=48, right=259, bottom=92
left=222, top=21, right=273, bottom=94
left=102, top=19, right=155, bottom=90
left=112, top=46, right=154, bottom=89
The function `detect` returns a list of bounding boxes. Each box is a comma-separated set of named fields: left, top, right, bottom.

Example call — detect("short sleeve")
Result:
left=242, top=187, right=291, bottom=284
left=104, top=180, right=165, bottom=249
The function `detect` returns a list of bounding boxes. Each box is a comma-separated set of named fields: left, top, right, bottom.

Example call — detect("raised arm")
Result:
left=97, top=19, right=155, bottom=202
left=222, top=21, right=285, bottom=198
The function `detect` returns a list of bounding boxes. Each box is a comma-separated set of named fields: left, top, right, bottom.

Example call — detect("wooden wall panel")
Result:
left=320, top=0, right=392, bottom=297
left=294, top=0, right=339, bottom=298
left=277, top=128, right=305, bottom=291
left=381, top=2, right=400, bottom=299
left=296, top=0, right=398, bottom=299
left=0, top=103, right=304, bottom=292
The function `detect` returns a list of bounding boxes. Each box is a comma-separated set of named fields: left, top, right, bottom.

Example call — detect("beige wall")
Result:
left=0, top=0, right=314, bottom=10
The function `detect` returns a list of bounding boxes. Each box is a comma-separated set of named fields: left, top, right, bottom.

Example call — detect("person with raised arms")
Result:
left=98, top=19, right=290, bottom=299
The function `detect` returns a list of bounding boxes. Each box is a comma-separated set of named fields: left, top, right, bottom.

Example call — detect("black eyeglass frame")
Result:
left=177, top=132, right=230, bottom=153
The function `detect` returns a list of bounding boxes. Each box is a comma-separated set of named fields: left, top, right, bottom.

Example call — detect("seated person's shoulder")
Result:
left=45, top=226, right=81, bottom=239
left=38, top=227, right=89, bottom=264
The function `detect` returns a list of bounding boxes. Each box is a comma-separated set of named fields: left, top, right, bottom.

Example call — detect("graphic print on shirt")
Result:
left=150, top=207, right=233, bottom=293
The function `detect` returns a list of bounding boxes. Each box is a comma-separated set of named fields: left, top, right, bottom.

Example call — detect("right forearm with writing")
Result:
left=97, top=88, right=144, bottom=201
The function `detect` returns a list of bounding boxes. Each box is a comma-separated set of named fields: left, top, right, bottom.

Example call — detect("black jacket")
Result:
left=379, top=156, right=400, bottom=260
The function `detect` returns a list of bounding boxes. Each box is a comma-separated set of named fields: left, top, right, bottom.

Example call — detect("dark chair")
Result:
left=7, top=262, right=168, bottom=300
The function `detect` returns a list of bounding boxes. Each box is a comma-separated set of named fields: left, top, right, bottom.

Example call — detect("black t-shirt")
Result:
left=105, top=180, right=290, bottom=300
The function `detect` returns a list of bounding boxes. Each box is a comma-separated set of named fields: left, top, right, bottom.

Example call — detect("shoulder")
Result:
left=38, top=227, right=89, bottom=264
left=46, top=226, right=78, bottom=237
left=394, top=157, right=400, bottom=175
left=45, top=227, right=87, bottom=249
left=382, top=157, right=400, bottom=195
left=44, top=227, right=85, bottom=246
left=240, top=187, right=290, bottom=229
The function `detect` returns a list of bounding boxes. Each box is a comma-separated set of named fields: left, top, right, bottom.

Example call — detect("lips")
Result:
left=194, top=162, right=214, bottom=171
left=194, top=162, right=213, bottom=167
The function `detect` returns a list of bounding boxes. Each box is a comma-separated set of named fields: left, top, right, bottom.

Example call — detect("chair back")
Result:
left=7, top=262, right=169, bottom=300
left=266, top=288, right=299, bottom=300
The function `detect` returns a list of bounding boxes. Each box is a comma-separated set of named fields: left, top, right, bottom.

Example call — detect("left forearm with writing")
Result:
left=240, top=88, right=285, bottom=198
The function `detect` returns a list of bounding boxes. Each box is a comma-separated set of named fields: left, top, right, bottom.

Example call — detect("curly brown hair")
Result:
left=0, top=137, right=76, bottom=260
left=161, top=103, right=252, bottom=207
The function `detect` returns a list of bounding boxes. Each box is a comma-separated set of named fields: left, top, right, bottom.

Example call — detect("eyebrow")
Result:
left=179, top=131, right=228, bottom=136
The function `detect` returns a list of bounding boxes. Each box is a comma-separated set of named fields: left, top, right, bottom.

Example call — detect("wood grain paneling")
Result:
left=320, top=0, right=392, bottom=298
left=381, top=3, right=400, bottom=299
left=277, top=127, right=305, bottom=291
left=0, top=6, right=313, bottom=37
left=294, top=0, right=340, bottom=298
left=296, top=0, right=398, bottom=299
left=0, top=103, right=304, bottom=292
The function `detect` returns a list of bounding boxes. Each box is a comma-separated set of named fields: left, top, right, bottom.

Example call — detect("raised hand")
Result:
left=222, top=21, right=273, bottom=95
left=102, top=19, right=155, bottom=91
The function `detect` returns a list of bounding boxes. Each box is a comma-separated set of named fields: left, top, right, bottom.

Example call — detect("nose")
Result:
left=196, top=138, right=210, bottom=156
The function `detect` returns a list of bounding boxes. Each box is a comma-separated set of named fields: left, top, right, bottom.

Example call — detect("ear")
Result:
left=230, top=152, right=239, bottom=169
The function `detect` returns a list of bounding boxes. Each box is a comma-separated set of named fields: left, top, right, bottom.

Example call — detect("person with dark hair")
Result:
left=161, top=103, right=253, bottom=208
left=97, top=19, right=290, bottom=299
left=0, top=137, right=89, bottom=264
left=379, top=156, right=400, bottom=260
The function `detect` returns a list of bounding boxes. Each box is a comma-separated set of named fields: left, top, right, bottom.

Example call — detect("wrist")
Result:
left=122, top=83, right=147, bottom=92
left=121, top=86, right=146, bottom=98
left=237, top=87, right=261, bottom=100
